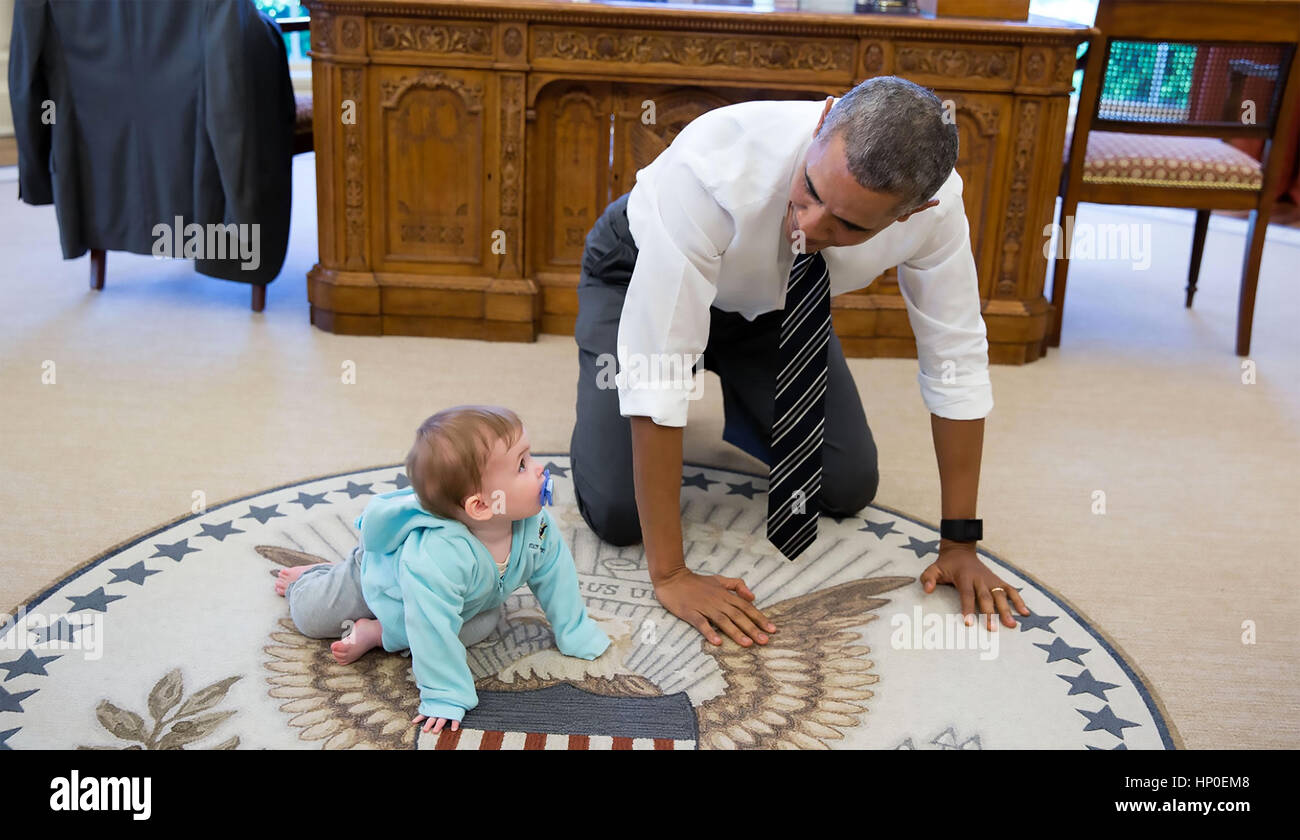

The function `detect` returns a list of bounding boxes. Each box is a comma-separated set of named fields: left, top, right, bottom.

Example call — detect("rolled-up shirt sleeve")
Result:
left=618, top=158, right=735, bottom=427
left=895, top=188, right=994, bottom=421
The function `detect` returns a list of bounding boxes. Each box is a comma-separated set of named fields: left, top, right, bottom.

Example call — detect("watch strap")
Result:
left=940, top=518, right=983, bottom=543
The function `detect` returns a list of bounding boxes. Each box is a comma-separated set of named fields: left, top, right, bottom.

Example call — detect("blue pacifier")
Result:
left=539, top=468, right=554, bottom=506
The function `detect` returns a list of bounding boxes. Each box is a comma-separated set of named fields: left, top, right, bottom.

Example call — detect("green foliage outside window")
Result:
left=1101, top=41, right=1199, bottom=111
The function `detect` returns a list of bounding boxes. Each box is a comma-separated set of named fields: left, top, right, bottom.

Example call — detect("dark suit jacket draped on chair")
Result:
left=8, top=0, right=295, bottom=286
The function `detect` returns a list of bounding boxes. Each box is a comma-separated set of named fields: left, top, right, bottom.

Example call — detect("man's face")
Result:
left=466, top=426, right=546, bottom=522
left=782, top=98, right=938, bottom=254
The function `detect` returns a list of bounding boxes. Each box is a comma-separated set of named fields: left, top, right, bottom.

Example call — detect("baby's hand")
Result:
left=411, top=714, right=460, bottom=734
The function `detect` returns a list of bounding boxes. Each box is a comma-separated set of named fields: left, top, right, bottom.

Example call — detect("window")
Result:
left=254, top=0, right=309, bottom=60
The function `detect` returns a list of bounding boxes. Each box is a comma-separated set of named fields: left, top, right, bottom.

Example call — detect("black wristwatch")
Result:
left=940, top=518, right=983, bottom=543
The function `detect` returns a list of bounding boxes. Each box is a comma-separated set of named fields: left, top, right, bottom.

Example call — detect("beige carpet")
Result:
left=1, top=155, right=1297, bottom=749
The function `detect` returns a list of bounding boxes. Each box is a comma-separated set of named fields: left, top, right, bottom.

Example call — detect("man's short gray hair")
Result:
left=818, top=76, right=959, bottom=216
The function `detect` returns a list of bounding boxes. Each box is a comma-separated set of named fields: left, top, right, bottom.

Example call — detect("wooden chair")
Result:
left=89, top=15, right=314, bottom=312
left=1047, top=0, right=1300, bottom=356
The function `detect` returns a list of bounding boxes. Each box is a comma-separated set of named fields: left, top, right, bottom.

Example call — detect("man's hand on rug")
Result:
left=411, top=714, right=459, bottom=734
left=920, top=545, right=1029, bottom=631
left=653, top=567, right=777, bottom=648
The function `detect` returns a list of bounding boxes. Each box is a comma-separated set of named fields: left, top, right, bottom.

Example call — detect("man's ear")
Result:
left=814, top=95, right=835, bottom=136
left=895, top=198, right=939, bottom=223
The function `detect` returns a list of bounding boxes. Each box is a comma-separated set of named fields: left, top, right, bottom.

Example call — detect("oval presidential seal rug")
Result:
left=0, top=457, right=1182, bottom=750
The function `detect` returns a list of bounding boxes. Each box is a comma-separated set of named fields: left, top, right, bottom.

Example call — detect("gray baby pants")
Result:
left=285, top=545, right=502, bottom=646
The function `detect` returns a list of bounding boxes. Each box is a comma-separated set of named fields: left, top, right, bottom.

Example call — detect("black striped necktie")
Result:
left=767, top=249, right=830, bottom=562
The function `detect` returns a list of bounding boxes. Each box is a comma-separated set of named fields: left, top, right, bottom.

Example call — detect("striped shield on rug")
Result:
left=419, top=684, right=698, bottom=750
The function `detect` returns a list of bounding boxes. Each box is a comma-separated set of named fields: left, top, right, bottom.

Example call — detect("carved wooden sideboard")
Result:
left=302, top=0, right=1092, bottom=364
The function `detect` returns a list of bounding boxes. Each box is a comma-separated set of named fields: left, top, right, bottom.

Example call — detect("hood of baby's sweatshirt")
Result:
left=353, top=487, right=467, bottom=556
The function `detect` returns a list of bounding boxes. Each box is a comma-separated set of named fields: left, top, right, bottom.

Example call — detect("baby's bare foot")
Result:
left=331, top=618, right=383, bottom=665
left=274, top=562, right=331, bottom=596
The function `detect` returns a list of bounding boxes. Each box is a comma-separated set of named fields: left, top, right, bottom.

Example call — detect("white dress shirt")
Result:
left=618, top=98, right=994, bottom=428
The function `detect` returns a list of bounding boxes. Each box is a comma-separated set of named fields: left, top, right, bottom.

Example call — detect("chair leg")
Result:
left=251, top=284, right=266, bottom=312
left=1047, top=195, right=1080, bottom=348
left=1235, top=204, right=1272, bottom=357
left=1048, top=255, right=1072, bottom=348
left=1187, top=209, right=1210, bottom=308
left=89, top=249, right=105, bottom=290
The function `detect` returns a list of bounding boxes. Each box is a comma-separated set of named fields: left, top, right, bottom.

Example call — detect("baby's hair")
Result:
left=404, top=405, right=524, bottom=521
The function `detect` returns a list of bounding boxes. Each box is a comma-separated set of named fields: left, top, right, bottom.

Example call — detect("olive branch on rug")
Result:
left=79, top=669, right=243, bottom=750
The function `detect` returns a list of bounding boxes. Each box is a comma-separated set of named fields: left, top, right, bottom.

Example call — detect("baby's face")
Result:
left=473, top=426, right=546, bottom=521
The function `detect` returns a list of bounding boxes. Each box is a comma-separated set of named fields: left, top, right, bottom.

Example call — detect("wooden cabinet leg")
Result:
left=89, top=249, right=105, bottom=290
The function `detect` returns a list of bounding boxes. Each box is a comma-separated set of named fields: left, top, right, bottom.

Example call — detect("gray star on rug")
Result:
left=66, top=587, right=125, bottom=613
left=1059, top=669, right=1121, bottom=702
left=681, top=472, right=717, bottom=490
left=901, top=536, right=941, bottom=559
left=0, top=685, right=37, bottom=713
left=390, top=472, right=410, bottom=489
left=1087, top=743, right=1128, bottom=750
left=1078, top=704, right=1140, bottom=739
left=542, top=462, right=568, bottom=478
left=1036, top=636, right=1091, bottom=666
left=338, top=481, right=374, bottom=499
left=149, top=538, right=201, bottom=562
left=859, top=519, right=901, bottom=539
left=242, top=504, right=285, bottom=525
left=197, top=520, right=243, bottom=541
left=0, top=727, right=17, bottom=749
left=726, top=480, right=761, bottom=499
left=293, top=491, right=330, bottom=510
left=1014, top=611, right=1059, bottom=633
left=0, top=650, right=61, bottom=680
left=108, top=561, right=160, bottom=586
left=29, top=617, right=89, bottom=645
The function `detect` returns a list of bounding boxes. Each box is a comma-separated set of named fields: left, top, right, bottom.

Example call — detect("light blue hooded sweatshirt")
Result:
left=353, top=487, right=609, bottom=722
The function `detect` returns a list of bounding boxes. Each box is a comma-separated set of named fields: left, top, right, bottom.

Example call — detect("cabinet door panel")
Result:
left=528, top=81, right=615, bottom=276
left=374, top=67, right=491, bottom=268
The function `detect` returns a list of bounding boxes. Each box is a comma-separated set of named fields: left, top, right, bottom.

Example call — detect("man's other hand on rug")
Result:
left=654, top=567, right=775, bottom=648
left=632, top=417, right=778, bottom=648
left=920, top=543, right=1029, bottom=632
left=922, top=415, right=1029, bottom=631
